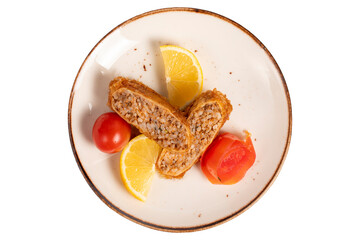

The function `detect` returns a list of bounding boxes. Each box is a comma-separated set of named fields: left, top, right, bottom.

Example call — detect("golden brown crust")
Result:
left=108, top=77, right=176, bottom=113
left=157, top=89, right=232, bottom=177
left=108, top=77, right=192, bottom=152
left=184, top=88, right=232, bottom=120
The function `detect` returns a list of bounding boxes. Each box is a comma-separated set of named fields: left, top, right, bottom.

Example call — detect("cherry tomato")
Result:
left=201, top=132, right=256, bottom=185
left=92, top=112, right=131, bottom=153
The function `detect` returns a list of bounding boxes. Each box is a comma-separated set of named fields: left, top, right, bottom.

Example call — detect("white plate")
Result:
left=68, top=8, right=292, bottom=232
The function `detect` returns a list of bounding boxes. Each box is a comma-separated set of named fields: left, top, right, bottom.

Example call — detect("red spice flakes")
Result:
left=229, top=72, right=232, bottom=74
left=254, top=138, right=257, bottom=141
left=143, top=65, right=147, bottom=71
left=149, top=63, right=152, bottom=66
left=194, top=49, right=198, bottom=53
left=238, top=104, right=241, bottom=106
left=198, top=213, right=202, bottom=218
left=134, top=48, right=137, bottom=51
left=226, top=194, right=229, bottom=198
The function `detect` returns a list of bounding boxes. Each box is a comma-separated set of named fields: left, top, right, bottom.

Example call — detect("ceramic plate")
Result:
left=68, top=8, right=292, bottom=232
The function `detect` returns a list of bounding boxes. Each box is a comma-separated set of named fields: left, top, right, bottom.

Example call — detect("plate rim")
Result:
left=67, top=7, right=292, bottom=232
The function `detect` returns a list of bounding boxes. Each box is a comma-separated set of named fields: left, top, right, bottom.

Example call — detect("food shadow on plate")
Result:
left=106, top=152, right=125, bottom=189
left=148, top=39, right=171, bottom=97
left=79, top=66, right=116, bottom=143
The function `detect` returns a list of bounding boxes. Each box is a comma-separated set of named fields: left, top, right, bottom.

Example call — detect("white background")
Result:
left=1, top=0, right=359, bottom=239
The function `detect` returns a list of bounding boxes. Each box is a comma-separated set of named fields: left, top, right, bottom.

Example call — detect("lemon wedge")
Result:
left=120, top=134, right=162, bottom=202
left=160, top=45, right=203, bottom=108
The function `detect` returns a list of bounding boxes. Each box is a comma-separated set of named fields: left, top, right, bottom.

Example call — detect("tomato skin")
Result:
left=201, top=132, right=256, bottom=185
left=92, top=112, right=131, bottom=153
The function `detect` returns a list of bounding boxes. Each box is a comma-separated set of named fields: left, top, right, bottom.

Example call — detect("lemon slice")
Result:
left=120, top=134, right=162, bottom=202
left=160, top=45, right=203, bottom=108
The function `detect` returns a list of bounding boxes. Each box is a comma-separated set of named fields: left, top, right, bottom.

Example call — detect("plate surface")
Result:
left=68, top=8, right=291, bottom=232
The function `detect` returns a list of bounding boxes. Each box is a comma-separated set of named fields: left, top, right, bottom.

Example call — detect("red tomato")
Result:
left=92, top=112, right=131, bottom=153
left=201, top=132, right=256, bottom=185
